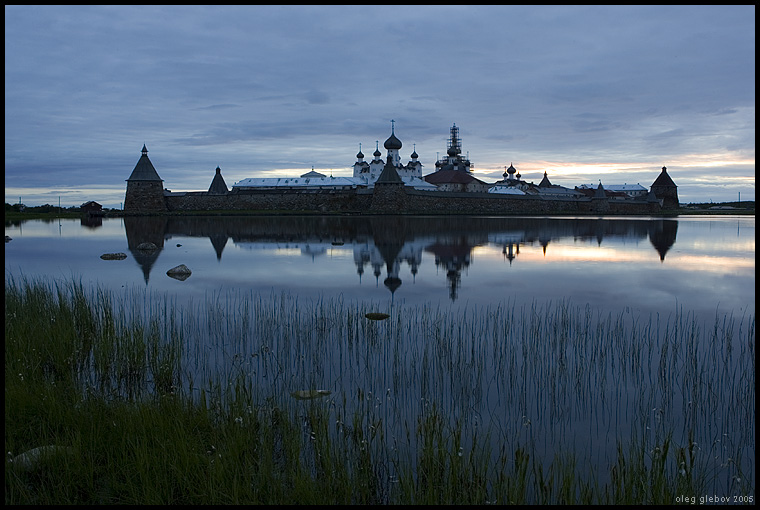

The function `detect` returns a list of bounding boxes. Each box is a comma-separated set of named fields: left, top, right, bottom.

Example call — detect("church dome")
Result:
left=384, top=132, right=402, bottom=150
left=356, top=150, right=364, bottom=159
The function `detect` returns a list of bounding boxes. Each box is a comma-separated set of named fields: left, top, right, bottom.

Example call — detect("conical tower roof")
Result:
left=208, top=166, right=228, bottom=194
left=652, top=166, right=676, bottom=187
left=376, top=156, right=404, bottom=184
left=126, top=145, right=163, bottom=182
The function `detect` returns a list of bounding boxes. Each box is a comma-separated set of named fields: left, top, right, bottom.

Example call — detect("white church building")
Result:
left=233, top=121, right=436, bottom=191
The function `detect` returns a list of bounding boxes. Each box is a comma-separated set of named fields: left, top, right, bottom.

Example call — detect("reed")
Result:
left=5, top=275, right=755, bottom=504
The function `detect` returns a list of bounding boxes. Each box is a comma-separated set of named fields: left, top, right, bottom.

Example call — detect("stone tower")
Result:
left=592, top=182, right=610, bottom=213
left=371, top=156, right=407, bottom=212
left=650, top=166, right=679, bottom=209
left=124, top=145, right=167, bottom=212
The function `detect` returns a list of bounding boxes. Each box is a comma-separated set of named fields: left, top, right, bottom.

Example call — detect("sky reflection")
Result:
left=4, top=215, right=754, bottom=319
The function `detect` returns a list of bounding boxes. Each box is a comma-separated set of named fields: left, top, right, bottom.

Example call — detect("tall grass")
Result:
left=5, top=275, right=755, bottom=504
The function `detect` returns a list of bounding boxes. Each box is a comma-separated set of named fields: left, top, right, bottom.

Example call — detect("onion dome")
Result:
left=384, top=132, right=402, bottom=150
left=373, top=141, right=382, bottom=158
left=384, top=276, right=402, bottom=294
left=411, top=148, right=418, bottom=159
left=507, top=163, right=516, bottom=175
left=384, top=120, right=402, bottom=150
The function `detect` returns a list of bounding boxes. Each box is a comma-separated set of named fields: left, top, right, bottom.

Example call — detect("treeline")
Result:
left=5, top=203, right=81, bottom=213
left=4, top=203, right=99, bottom=220
left=4, top=203, right=115, bottom=213
left=684, top=200, right=754, bottom=209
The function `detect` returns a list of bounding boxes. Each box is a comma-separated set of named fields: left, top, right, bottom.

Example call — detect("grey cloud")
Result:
left=193, top=104, right=241, bottom=111
left=4, top=5, right=754, bottom=206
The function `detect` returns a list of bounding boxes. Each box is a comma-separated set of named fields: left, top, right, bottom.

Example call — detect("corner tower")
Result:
left=650, top=166, right=679, bottom=209
left=124, top=145, right=167, bottom=212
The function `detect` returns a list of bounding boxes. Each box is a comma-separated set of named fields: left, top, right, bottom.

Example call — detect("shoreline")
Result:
left=4, top=206, right=754, bottom=222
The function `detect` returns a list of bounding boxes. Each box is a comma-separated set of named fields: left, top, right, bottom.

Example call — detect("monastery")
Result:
left=124, top=123, right=678, bottom=214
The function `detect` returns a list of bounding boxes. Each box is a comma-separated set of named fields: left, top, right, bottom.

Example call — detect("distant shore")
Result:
left=4, top=202, right=754, bottom=222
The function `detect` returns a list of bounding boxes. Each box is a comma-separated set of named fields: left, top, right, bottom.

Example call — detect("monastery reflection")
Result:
left=425, top=237, right=473, bottom=301
left=123, top=215, right=678, bottom=297
left=503, top=242, right=520, bottom=265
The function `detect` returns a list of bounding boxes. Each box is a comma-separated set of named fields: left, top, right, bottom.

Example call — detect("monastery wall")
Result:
left=159, top=187, right=660, bottom=215
left=398, top=189, right=658, bottom=215
left=165, top=188, right=373, bottom=213
left=124, top=181, right=167, bottom=212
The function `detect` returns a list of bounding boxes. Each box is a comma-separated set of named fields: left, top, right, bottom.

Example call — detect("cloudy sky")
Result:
left=5, top=5, right=755, bottom=208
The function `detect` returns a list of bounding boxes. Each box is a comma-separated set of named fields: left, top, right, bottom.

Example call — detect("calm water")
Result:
left=5, top=214, right=755, bottom=493
left=4, top=214, right=755, bottom=318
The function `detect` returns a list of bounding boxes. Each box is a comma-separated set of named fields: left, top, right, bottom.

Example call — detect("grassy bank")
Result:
left=5, top=211, right=86, bottom=222
left=5, top=276, right=755, bottom=504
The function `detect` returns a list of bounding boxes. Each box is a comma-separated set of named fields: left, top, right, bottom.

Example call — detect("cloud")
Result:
left=4, top=5, right=755, bottom=206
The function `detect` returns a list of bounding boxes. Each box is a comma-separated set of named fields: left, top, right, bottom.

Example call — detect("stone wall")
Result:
left=124, top=181, right=167, bottom=212
left=157, top=186, right=660, bottom=215
left=651, top=184, right=679, bottom=209
left=370, top=182, right=408, bottom=212
left=166, top=188, right=372, bottom=213
left=401, top=189, right=660, bottom=215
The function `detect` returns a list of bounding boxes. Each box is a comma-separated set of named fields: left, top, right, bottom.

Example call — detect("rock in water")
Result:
left=10, top=445, right=76, bottom=472
left=291, top=389, right=331, bottom=400
left=100, top=252, right=127, bottom=260
left=136, top=242, right=158, bottom=251
left=166, top=264, right=192, bottom=281
left=365, top=312, right=390, bottom=321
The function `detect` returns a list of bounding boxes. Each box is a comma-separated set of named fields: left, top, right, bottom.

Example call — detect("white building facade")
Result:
left=577, top=183, right=648, bottom=198
left=233, top=122, right=436, bottom=192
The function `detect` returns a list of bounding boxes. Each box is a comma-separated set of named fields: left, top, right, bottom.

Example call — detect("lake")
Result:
left=4, top=214, right=755, bottom=494
left=4, top=214, right=755, bottom=317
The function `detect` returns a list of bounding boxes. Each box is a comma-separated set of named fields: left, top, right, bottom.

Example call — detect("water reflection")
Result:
left=4, top=214, right=752, bottom=497
left=648, top=219, right=678, bottom=261
left=123, top=215, right=679, bottom=298
left=80, top=215, right=103, bottom=229
left=124, top=216, right=167, bottom=284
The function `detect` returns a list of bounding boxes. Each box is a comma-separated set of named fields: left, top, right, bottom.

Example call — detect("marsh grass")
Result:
left=5, top=275, right=755, bottom=504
